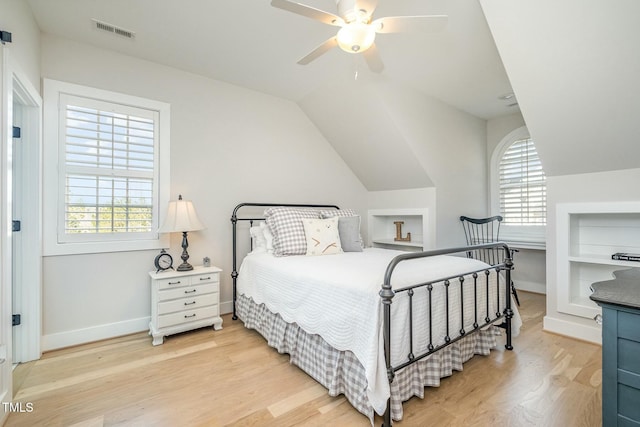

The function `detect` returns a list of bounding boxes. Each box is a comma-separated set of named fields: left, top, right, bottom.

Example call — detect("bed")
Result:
left=231, top=203, right=521, bottom=426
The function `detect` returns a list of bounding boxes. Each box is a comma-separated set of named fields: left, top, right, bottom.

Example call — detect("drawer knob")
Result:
left=184, top=301, right=196, bottom=306
left=200, top=277, right=211, bottom=281
left=184, top=314, right=196, bottom=319
left=184, top=289, right=197, bottom=294
left=594, top=314, right=603, bottom=325
left=168, top=281, right=181, bottom=285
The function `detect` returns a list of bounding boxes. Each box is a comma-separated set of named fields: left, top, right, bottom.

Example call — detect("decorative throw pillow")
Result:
left=338, top=216, right=364, bottom=252
left=302, top=217, right=343, bottom=256
left=320, top=209, right=364, bottom=250
left=264, top=207, right=322, bottom=256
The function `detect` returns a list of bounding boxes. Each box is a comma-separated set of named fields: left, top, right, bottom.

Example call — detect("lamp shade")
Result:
left=158, top=195, right=205, bottom=233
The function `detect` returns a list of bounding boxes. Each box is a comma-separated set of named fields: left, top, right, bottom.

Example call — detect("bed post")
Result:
left=380, top=263, right=396, bottom=427
left=231, top=206, right=239, bottom=320
left=503, top=244, right=514, bottom=350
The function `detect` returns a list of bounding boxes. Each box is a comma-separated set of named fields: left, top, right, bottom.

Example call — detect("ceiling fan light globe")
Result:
left=337, top=23, right=375, bottom=53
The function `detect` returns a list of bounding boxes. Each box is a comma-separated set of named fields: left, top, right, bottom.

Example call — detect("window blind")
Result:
left=499, top=138, right=546, bottom=225
left=62, top=98, right=156, bottom=236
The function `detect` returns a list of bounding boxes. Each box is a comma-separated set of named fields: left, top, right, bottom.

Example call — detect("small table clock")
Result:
left=154, top=249, right=174, bottom=273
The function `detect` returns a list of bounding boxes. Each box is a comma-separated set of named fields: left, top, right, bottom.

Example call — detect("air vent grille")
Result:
left=92, top=19, right=135, bottom=39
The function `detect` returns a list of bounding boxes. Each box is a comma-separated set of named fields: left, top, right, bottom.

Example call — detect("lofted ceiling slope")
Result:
left=299, top=74, right=434, bottom=191
left=480, top=0, right=640, bottom=177
left=26, top=0, right=519, bottom=120
left=26, top=0, right=525, bottom=192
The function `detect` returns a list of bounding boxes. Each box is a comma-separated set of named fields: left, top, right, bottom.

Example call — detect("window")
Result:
left=499, top=137, right=546, bottom=225
left=43, top=79, right=170, bottom=255
left=490, top=126, right=546, bottom=247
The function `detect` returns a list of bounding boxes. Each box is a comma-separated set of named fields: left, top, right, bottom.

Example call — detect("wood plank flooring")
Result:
left=7, top=291, right=602, bottom=426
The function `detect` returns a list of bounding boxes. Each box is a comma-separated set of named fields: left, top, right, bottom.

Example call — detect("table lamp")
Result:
left=158, top=195, right=205, bottom=271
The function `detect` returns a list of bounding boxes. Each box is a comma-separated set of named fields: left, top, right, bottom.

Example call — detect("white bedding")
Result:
left=237, top=247, right=522, bottom=415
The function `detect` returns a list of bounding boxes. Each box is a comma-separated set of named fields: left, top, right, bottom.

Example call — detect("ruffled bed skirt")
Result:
left=237, top=294, right=502, bottom=423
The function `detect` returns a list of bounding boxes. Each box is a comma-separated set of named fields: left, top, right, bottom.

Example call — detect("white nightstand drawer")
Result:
left=157, top=305, right=220, bottom=329
left=156, top=276, right=192, bottom=290
left=157, top=293, right=218, bottom=315
left=158, top=282, right=219, bottom=301
left=192, top=272, right=218, bottom=285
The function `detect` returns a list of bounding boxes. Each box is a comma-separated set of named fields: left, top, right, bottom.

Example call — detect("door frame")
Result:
left=1, top=45, right=42, bottom=372
left=0, top=40, right=14, bottom=422
left=11, top=61, right=42, bottom=364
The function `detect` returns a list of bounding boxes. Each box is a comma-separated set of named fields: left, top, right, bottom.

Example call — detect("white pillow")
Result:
left=249, top=225, right=267, bottom=253
left=302, top=217, right=343, bottom=256
left=260, top=222, right=274, bottom=253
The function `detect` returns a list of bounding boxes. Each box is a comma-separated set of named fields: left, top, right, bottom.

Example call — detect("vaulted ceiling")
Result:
left=26, top=0, right=519, bottom=120
left=480, top=0, right=640, bottom=177
left=26, top=0, right=639, bottom=184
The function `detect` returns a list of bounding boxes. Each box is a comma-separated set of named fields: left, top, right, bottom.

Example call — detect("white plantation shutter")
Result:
left=499, top=138, right=546, bottom=225
left=59, top=94, right=159, bottom=241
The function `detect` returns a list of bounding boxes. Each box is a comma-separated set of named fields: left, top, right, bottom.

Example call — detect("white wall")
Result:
left=486, top=112, right=525, bottom=155
left=301, top=79, right=488, bottom=248
left=0, top=0, right=40, bottom=91
left=379, top=84, right=488, bottom=248
left=40, top=34, right=367, bottom=350
left=544, top=168, right=640, bottom=340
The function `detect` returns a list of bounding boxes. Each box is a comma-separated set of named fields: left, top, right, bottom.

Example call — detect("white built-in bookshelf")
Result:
left=556, top=202, right=640, bottom=319
left=367, top=208, right=430, bottom=252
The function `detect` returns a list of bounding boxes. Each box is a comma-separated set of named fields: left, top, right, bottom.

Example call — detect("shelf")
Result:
left=569, top=254, right=640, bottom=267
left=368, top=208, right=430, bottom=252
left=372, top=239, right=424, bottom=248
left=557, top=202, right=640, bottom=321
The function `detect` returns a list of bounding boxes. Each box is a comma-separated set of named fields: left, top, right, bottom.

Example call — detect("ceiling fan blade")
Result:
left=372, top=15, right=448, bottom=34
left=297, top=37, right=339, bottom=65
left=271, top=0, right=344, bottom=26
left=363, top=43, right=384, bottom=73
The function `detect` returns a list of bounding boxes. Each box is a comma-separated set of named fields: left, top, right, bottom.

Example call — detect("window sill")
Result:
left=501, top=239, right=546, bottom=250
left=500, top=226, right=546, bottom=250
left=43, top=235, right=169, bottom=256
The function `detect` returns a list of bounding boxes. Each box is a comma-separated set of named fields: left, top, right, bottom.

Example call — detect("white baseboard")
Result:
left=220, top=300, right=233, bottom=316
left=42, top=317, right=150, bottom=351
left=543, top=315, right=602, bottom=344
left=515, top=280, right=546, bottom=295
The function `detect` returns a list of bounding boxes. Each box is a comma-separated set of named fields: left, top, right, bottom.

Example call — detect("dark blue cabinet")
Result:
left=591, top=268, right=640, bottom=427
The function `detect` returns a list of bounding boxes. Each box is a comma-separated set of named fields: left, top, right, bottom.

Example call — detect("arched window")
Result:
left=491, top=127, right=546, bottom=245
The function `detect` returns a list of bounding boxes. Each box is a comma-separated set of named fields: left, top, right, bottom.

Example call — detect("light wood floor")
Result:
left=8, top=291, right=601, bottom=426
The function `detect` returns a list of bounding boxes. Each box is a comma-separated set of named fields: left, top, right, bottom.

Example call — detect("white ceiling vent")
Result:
left=91, top=19, right=135, bottom=39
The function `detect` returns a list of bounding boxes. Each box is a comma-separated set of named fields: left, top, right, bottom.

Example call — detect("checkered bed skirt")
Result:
left=237, top=294, right=501, bottom=423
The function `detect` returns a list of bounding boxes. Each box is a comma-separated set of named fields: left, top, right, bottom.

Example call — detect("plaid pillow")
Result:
left=265, top=207, right=322, bottom=256
left=319, top=208, right=357, bottom=218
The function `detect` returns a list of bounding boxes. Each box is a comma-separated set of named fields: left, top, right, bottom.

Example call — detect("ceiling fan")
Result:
left=271, top=0, right=448, bottom=73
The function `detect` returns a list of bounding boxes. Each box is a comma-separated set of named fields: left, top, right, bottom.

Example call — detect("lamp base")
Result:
left=177, top=231, right=193, bottom=271
left=176, top=262, right=194, bottom=271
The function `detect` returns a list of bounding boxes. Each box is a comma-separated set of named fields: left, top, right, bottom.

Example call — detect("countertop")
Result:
left=590, top=267, right=640, bottom=310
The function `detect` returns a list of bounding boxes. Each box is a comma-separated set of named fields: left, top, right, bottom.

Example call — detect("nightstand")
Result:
left=149, top=265, right=223, bottom=345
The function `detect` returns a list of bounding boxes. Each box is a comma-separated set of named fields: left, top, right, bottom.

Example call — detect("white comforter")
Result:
left=237, top=248, right=522, bottom=415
